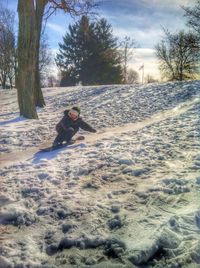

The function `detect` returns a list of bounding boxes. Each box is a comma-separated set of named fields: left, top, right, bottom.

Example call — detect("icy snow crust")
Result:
left=0, top=81, right=200, bottom=268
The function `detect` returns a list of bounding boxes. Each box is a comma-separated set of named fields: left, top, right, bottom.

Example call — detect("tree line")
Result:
left=0, top=5, right=138, bottom=89
left=2, top=0, right=138, bottom=119
left=2, top=0, right=200, bottom=119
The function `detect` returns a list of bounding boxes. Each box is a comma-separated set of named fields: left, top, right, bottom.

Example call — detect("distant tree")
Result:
left=56, top=16, right=123, bottom=86
left=145, top=74, right=158, bottom=84
left=126, top=69, right=139, bottom=84
left=39, top=33, right=52, bottom=86
left=155, top=29, right=200, bottom=81
left=17, top=0, right=97, bottom=119
left=119, top=36, right=137, bottom=83
left=0, top=5, right=16, bottom=89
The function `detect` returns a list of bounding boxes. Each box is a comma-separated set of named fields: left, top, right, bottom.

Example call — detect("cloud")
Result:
left=141, top=0, right=196, bottom=10
left=100, top=0, right=194, bottom=50
left=113, top=27, right=163, bottom=48
left=47, top=22, right=66, bottom=34
left=101, top=0, right=196, bottom=13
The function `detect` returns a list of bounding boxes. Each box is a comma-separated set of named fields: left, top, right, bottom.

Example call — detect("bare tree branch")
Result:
left=155, top=29, right=200, bottom=81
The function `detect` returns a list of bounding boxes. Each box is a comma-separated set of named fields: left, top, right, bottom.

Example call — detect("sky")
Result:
left=2, top=0, right=197, bottom=81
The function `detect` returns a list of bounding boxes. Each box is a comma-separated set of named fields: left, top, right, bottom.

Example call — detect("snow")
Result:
left=0, top=81, right=200, bottom=267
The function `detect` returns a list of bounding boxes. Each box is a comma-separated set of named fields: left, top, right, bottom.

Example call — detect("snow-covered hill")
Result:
left=0, top=81, right=200, bottom=268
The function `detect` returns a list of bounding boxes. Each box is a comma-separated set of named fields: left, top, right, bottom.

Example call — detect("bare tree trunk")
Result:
left=17, top=0, right=38, bottom=119
left=2, top=76, right=6, bottom=89
left=124, top=44, right=127, bottom=84
left=34, top=0, right=47, bottom=107
left=9, top=76, right=13, bottom=89
left=14, top=49, right=18, bottom=88
left=0, top=70, right=7, bottom=89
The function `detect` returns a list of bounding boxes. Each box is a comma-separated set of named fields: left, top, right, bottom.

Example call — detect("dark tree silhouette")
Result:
left=56, top=16, right=123, bottom=86
left=155, top=29, right=200, bottom=81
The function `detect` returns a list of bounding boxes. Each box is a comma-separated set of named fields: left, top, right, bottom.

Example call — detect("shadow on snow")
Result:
left=31, top=143, right=86, bottom=164
left=0, top=112, right=19, bottom=118
left=0, top=116, right=26, bottom=125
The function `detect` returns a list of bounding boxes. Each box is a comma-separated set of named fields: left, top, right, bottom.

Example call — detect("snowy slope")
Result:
left=0, top=81, right=200, bottom=268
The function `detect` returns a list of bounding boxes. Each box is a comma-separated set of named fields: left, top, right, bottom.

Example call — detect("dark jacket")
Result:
left=56, top=110, right=96, bottom=133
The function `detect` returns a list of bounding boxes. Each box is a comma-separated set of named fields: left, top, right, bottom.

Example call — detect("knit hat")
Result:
left=71, top=106, right=80, bottom=114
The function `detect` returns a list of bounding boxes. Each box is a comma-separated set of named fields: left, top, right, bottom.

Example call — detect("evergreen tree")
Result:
left=56, top=16, right=123, bottom=85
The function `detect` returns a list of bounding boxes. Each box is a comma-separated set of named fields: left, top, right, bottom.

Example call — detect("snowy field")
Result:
left=0, top=81, right=200, bottom=268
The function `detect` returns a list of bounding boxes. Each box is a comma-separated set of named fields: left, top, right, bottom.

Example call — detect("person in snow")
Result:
left=52, top=106, right=96, bottom=147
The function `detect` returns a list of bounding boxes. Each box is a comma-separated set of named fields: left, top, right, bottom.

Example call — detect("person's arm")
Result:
left=80, top=119, right=96, bottom=133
